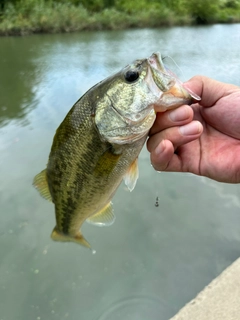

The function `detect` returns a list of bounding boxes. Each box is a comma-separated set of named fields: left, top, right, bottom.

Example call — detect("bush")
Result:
left=0, top=0, right=240, bottom=35
left=179, top=0, right=222, bottom=23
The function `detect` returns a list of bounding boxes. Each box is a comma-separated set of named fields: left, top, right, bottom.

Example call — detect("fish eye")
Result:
left=124, top=70, right=139, bottom=83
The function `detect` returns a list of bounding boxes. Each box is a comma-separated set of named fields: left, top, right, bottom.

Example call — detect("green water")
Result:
left=1, top=25, right=240, bottom=320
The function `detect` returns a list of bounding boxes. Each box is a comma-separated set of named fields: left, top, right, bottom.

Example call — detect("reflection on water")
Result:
left=0, top=37, right=40, bottom=126
left=97, top=295, right=171, bottom=320
left=1, top=24, right=240, bottom=320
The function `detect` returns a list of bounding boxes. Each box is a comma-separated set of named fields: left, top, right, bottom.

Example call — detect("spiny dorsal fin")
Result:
left=123, top=158, right=139, bottom=192
left=86, top=202, right=115, bottom=226
left=33, top=169, right=52, bottom=201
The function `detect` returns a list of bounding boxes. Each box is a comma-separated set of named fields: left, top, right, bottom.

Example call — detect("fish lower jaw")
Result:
left=154, top=94, right=192, bottom=112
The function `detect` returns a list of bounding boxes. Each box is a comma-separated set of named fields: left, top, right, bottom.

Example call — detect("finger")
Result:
left=150, top=140, right=187, bottom=172
left=150, top=105, right=194, bottom=135
left=183, top=75, right=239, bottom=107
left=150, top=139, right=175, bottom=171
left=201, top=91, right=240, bottom=139
left=147, top=121, right=203, bottom=153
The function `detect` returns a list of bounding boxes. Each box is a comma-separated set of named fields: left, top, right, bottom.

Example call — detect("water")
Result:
left=1, top=24, right=240, bottom=320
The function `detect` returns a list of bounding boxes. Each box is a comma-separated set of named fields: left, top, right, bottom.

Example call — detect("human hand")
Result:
left=147, top=75, right=240, bottom=183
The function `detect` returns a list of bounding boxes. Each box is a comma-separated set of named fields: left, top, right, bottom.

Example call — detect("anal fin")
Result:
left=86, top=202, right=115, bottom=227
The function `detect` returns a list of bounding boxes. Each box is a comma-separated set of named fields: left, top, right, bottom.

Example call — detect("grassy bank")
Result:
left=0, top=0, right=240, bottom=36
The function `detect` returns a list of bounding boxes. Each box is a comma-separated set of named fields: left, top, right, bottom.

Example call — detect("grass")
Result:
left=0, top=0, right=240, bottom=36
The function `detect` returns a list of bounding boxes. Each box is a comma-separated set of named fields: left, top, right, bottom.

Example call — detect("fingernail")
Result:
left=179, top=121, right=201, bottom=136
left=154, top=140, right=165, bottom=155
left=169, top=106, right=190, bottom=122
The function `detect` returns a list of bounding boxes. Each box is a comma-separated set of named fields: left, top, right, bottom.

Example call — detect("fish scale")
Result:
left=33, top=52, right=196, bottom=249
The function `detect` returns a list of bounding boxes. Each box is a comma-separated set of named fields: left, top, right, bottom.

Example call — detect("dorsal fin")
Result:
left=33, top=169, right=52, bottom=201
left=86, top=202, right=115, bottom=226
left=123, top=158, right=139, bottom=192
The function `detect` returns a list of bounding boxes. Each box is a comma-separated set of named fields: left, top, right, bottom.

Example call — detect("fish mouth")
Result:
left=146, top=52, right=200, bottom=111
left=148, top=52, right=166, bottom=74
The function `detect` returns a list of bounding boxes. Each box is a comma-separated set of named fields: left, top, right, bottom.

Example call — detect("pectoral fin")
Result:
left=33, top=169, right=52, bottom=201
left=51, top=227, right=91, bottom=248
left=123, top=158, right=139, bottom=192
left=86, top=202, right=115, bottom=226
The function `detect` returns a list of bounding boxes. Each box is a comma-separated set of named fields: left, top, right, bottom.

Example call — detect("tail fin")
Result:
left=51, top=227, right=91, bottom=249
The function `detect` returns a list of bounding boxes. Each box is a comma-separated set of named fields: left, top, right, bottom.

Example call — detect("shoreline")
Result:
left=170, top=258, right=240, bottom=320
left=0, top=3, right=240, bottom=37
left=1, top=20, right=240, bottom=37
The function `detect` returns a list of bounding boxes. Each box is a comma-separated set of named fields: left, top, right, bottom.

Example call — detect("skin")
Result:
left=147, top=75, right=240, bottom=183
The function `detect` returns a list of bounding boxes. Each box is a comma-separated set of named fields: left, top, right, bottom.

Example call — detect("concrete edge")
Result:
left=170, top=257, right=240, bottom=320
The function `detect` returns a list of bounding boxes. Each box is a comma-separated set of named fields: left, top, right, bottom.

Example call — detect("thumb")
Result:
left=184, top=75, right=238, bottom=107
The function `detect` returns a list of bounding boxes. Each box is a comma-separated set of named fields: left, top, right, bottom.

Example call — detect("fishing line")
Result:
left=162, top=55, right=186, bottom=80
left=154, top=170, right=161, bottom=207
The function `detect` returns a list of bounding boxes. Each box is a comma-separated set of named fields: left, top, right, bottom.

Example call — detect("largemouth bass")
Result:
left=33, top=52, right=195, bottom=249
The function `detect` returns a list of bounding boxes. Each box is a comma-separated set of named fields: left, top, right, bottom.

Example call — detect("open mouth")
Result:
left=146, top=52, right=200, bottom=111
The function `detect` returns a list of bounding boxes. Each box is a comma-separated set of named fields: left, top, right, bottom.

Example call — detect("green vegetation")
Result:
left=0, top=0, right=240, bottom=36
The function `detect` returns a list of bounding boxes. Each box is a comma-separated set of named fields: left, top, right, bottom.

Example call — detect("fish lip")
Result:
left=146, top=52, right=174, bottom=95
left=148, top=52, right=165, bottom=73
left=182, top=83, right=201, bottom=101
left=145, top=65, right=164, bottom=98
left=147, top=52, right=200, bottom=110
left=153, top=82, right=193, bottom=112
